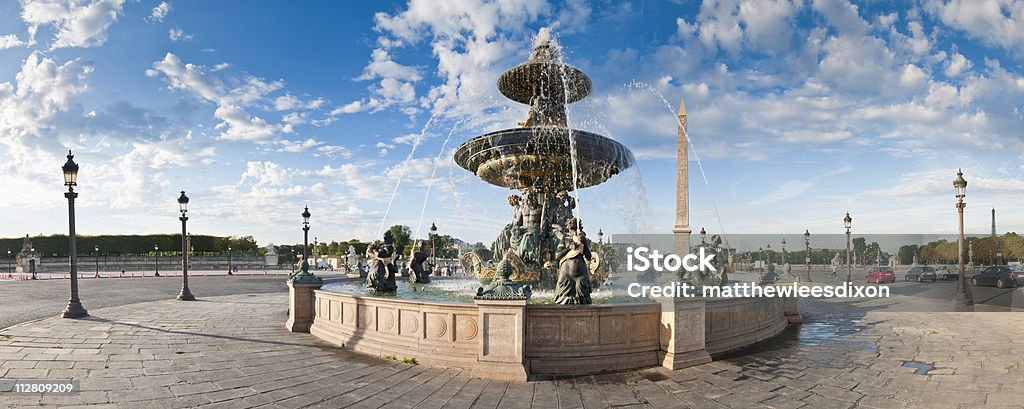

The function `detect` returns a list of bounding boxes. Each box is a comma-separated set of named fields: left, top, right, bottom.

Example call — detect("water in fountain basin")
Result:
left=320, top=278, right=644, bottom=305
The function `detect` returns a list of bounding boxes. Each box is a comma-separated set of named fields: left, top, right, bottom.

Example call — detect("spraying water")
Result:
left=543, top=28, right=585, bottom=221
left=377, top=112, right=440, bottom=237
left=628, top=81, right=729, bottom=242
left=415, top=118, right=467, bottom=239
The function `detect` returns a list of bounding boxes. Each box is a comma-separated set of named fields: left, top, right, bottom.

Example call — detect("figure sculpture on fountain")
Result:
left=554, top=218, right=593, bottom=305
left=366, top=231, right=399, bottom=294
left=692, top=234, right=729, bottom=288
left=409, top=241, right=431, bottom=284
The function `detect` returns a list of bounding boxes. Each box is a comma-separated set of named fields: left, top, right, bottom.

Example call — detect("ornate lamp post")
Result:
left=996, top=240, right=1004, bottom=266
left=758, top=247, right=763, bottom=272
left=430, top=222, right=438, bottom=274
left=953, top=170, right=972, bottom=309
left=61, top=150, right=88, bottom=318
left=30, top=247, right=36, bottom=280
left=291, top=206, right=321, bottom=284
left=781, top=238, right=787, bottom=264
left=291, top=249, right=296, bottom=275
left=227, top=245, right=233, bottom=275
left=7, top=249, right=12, bottom=278
left=94, top=245, right=99, bottom=277
left=700, top=227, right=706, bottom=246
left=844, top=212, right=852, bottom=284
left=302, top=207, right=311, bottom=260
left=154, top=244, right=160, bottom=277
left=766, top=243, right=772, bottom=267
left=177, top=191, right=195, bottom=301
left=804, top=230, right=812, bottom=282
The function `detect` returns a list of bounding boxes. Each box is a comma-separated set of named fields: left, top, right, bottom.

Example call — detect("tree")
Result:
left=388, top=225, right=412, bottom=257
left=852, top=237, right=867, bottom=261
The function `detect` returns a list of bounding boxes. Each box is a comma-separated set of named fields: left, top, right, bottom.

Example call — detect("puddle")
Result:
left=901, top=361, right=934, bottom=375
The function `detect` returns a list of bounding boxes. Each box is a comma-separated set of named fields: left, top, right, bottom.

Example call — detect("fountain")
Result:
left=296, top=29, right=800, bottom=381
left=455, top=32, right=634, bottom=293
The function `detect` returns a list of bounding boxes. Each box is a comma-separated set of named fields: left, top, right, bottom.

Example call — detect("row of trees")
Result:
left=0, top=235, right=260, bottom=257
left=916, top=233, right=1022, bottom=265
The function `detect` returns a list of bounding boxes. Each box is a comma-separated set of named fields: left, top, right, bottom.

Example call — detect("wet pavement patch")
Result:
left=901, top=361, right=935, bottom=375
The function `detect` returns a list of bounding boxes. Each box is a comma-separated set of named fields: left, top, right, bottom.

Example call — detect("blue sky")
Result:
left=1, top=0, right=1023, bottom=247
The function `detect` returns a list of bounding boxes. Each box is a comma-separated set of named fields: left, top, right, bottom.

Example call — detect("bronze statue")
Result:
left=691, top=234, right=728, bottom=288
left=409, top=241, right=431, bottom=284
left=554, top=219, right=592, bottom=305
left=366, top=231, right=399, bottom=293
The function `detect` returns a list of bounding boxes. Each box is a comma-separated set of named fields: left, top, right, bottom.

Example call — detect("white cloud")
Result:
left=20, top=0, right=126, bottom=49
left=148, top=1, right=170, bottom=23
left=0, top=51, right=94, bottom=140
left=0, top=34, right=25, bottom=49
left=168, top=28, right=192, bottom=41
left=924, top=0, right=1024, bottom=51
left=945, top=52, right=972, bottom=77
left=147, top=53, right=312, bottom=143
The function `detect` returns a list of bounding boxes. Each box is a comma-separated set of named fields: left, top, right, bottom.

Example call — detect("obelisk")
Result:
left=991, top=208, right=996, bottom=237
left=672, top=97, right=692, bottom=258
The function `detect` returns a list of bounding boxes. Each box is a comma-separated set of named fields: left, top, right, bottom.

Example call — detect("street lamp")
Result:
left=30, top=247, right=36, bottom=280
left=953, top=169, right=972, bottom=309
left=597, top=228, right=604, bottom=244
left=61, top=150, right=88, bottom=318
left=177, top=191, right=195, bottom=301
left=154, top=244, right=160, bottom=277
left=700, top=227, right=706, bottom=246
left=844, top=212, right=852, bottom=284
left=291, top=249, right=296, bottom=275
left=766, top=243, right=772, bottom=267
left=227, top=245, right=233, bottom=275
left=804, top=230, right=812, bottom=282
left=94, top=245, right=99, bottom=277
left=291, top=206, right=321, bottom=284
left=997, top=240, right=1004, bottom=266
left=6, top=249, right=11, bottom=278
left=758, top=247, right=763, bottom=272
left=430, top=222, right=438, bottom=275
left=781, top=238, right=787, bottom=264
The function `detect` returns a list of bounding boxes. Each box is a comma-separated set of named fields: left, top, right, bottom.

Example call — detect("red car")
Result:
left=866, top=266, right=896, bottom=283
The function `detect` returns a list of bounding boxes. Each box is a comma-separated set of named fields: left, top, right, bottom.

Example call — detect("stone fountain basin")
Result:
left=453, top=127, right=635, bottom=192
left=308, top=282, right=798, bottom=380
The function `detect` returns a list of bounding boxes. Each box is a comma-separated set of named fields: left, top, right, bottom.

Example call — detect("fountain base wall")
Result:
left=306, top=289, right=799, bottom=380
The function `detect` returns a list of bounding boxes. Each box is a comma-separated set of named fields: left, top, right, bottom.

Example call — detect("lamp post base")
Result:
left=952, top=293, right=974, bottom=311
left=177, top=289, right=196, bottom=301
left=61, top=301, right=88, bottom=319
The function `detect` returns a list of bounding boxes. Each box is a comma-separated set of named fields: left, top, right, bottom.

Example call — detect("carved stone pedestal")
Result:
left=771, top=282, right=803, bottom=324
left=286, top=280, right=322, bottom=332
left=471, top=299, right=528, bottom=381
left=657, top=297, right=711, bottom=370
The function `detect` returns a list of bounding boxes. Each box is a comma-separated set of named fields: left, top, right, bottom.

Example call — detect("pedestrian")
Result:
left=120, top=268, right=125, bottom=277
left=830, top=264, right=837, bottom=278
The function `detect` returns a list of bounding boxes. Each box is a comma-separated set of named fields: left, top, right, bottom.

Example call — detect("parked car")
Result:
left=934, top=265, right=958, bottom=280
left=970, top=266, right=1020, bottom=289
left=905, top=266, right=937, bottom=282
left=866, top=266, right=896, bottom=283
left=1008, top=264, right=1024, bottom=284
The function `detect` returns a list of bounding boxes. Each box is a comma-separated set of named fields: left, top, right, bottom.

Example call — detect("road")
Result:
left=0, top=273, right=352, bottom=330
left=732, top=268, right=1024, bottom=311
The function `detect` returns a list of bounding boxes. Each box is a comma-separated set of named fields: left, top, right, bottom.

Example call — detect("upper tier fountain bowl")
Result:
left=454, top=127, right=635, bottom=191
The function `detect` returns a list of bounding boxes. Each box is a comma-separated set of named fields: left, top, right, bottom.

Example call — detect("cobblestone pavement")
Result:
left=0, top=274, right=350, bottom=330
left=1, top=293, right=1022, bottom=408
